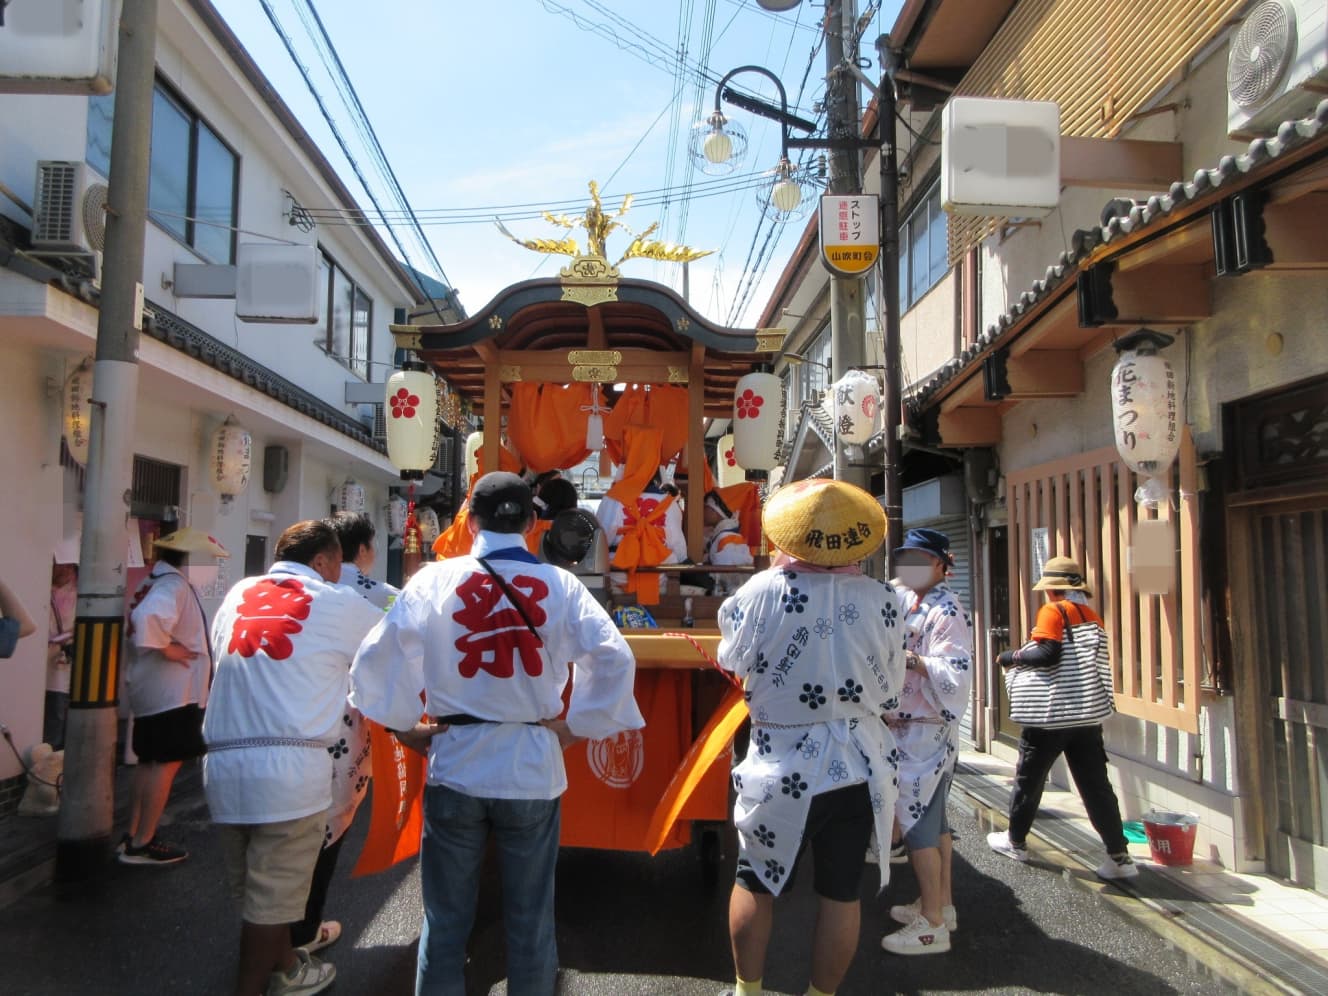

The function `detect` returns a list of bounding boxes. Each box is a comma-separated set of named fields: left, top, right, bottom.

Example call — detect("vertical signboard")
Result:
left=819, top=194, right=879, bottom=276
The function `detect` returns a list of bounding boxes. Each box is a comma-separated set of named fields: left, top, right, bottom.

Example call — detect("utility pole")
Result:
left=824, top=0, right=867, bottom=488
left=57, top=0, right=158, bottom=883
left=876, top=34, right=904, bottom=563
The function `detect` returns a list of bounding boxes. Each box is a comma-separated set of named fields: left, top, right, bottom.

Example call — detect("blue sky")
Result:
left=218, top=1, right=901, bottom=327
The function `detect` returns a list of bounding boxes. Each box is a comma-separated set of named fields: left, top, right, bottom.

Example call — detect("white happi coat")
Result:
left=126, top=563, right=211, bottom=717
left=718, top=565, right=908, bottom=896
left=338, top=562, right=400, bottom=610
left=705, top=517, right=754, bottom=567
left=596, top=490, right=688, bottom=562
left=887, top=581, right=974, bottom=834
left=350, top=530, right=645, bottom=800
left=202, top=562, right=384, bottom=825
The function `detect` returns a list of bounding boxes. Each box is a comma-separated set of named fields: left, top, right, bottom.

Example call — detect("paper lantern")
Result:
left=716, top=432, right=745, bottom=488
left=386, top=495, right=408, bottom=536
left=832, top=370, right=880, bottom=446
left=210, top=416, right=252, bottom=500
left=62, top=360, right=93, bottom=466
left=464, top=431, right=483, bottom=481
left=416, top=507, right=440, bottom=546
left=336, top=479, right=367, bottom=515
left=732, top=371, right=783, bottom=472
left=385, top=361, right=438, bottom=481
left=1111, top=333, right=1181, bottom=507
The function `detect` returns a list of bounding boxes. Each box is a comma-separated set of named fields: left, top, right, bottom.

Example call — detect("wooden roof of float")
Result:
left=391, top=266, right=785, bottom=418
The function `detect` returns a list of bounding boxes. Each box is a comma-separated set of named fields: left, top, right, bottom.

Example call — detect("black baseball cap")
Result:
left=469, top=472, right=534, bottom=525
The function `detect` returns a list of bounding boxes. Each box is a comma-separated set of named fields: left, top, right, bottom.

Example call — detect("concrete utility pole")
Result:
left=57, top=0, right=158, bottom=883
left=824, top=0, right=867, bottom=489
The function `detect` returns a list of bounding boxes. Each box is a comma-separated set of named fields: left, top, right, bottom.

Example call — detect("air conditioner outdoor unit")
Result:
left=1228, top=0, right=1328, bottom=138
left=32, top=160, right=108, bottom=255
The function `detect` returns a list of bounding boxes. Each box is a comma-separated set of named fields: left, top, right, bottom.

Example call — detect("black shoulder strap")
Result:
left=475, top=556, right=543, bottom=646
left=1056, top=602, right=1076, bottom=644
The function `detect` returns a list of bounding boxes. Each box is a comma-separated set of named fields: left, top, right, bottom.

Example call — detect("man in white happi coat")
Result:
left=121, top=527, right=227, bottom=866
left=331, top=510, right=400, bottom=610
left=879, top=528, right=973, bottom=957
left=204, top=520, right=384, bottom=996
left=717, top=478, right=906, bottom=996
left=351, top=472, right=644, bottom=996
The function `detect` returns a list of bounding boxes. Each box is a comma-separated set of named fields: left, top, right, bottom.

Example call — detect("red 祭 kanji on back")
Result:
left=452, top=572, right=549, bottom=679
left=227, top=578, right=313, bottom=660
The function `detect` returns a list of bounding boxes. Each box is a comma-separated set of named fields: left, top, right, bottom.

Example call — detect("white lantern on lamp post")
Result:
left=210, top=416, right=252, bottom=503
left=832, top=369, right=880, bottom=446
left=732, top=369, right=784, bottom=474
left=62, top=359, right=93, bottom=466
left=1111, top=330, right=1181, bottom=507
left=385, top=361, right=438, bottom=480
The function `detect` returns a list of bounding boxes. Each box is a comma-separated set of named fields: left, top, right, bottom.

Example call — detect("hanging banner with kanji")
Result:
left=820, top=194, right=880, bottom=276
left=352, top=721, right=426, bottom=877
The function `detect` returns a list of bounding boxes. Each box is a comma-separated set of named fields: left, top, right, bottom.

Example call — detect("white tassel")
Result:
left=584, top=384, right=605, bottom=451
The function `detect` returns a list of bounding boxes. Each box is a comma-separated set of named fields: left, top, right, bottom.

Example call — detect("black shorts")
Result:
left=736, top=782, right=873, bottom=902
left=132, top=704, right=206, bottom=763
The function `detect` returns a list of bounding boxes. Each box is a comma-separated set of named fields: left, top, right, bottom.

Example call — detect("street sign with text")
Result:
left=819, top=194, right=879, bottom=276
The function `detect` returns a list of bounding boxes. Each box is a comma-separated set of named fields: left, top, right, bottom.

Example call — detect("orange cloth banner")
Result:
left=561, top=669, right=695, bottom=852
left=645, top=683, right=746, bottom=855
left=603, top=385, right=689, bottom=466
left=352, top=721, right=426, bottom=877
left=506, top=383, right=593, bottom=473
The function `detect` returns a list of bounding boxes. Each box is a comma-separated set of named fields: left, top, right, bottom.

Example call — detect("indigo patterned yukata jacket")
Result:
left=718, top=566, right=908, bottom=896
left=888, top=581, right=973, bottom=834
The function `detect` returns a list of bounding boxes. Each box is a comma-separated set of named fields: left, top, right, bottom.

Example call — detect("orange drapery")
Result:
left=352, top=721, right=426, bottom=876
left=611, top=495, right=674, bottom=606
left=603, top=385, right=689, bottom=466
left=505, top=383, right=593, bottom=473
left=715, top=481, right=762, bottom=552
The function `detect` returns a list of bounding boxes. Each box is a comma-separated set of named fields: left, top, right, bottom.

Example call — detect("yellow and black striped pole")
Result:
left=69, top=617, right=123, bottom=709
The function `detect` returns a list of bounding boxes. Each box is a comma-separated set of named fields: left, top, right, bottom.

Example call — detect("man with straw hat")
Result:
left=987, top=556, right=1139, bottom=881
left=120, top=526, right=228, bottom=866
left=717, top=478, right=907, bottom=996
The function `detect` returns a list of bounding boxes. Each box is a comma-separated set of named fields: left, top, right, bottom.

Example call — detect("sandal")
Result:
left=303, top=920, right=341, bottom=954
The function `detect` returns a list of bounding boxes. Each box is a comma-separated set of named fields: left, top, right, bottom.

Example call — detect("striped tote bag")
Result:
left=1006, top=605, right=1115, bottom=728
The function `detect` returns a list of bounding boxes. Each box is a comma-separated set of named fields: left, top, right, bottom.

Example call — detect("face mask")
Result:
left=895, top=565, right=935, bottom=591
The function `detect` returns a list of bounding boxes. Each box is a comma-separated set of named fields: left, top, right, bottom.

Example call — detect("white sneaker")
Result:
left=889, top=898, right=957, bottom=932
left=1096, top=853, right=1140, bottom=880
left=267, top=948, right=335, bottom=996
left=881, top=913, right=951, bottom=955
left=987, top=830, right=1029, bottom=862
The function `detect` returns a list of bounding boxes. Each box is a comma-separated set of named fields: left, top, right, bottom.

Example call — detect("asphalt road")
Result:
left=0, top=772, right=1225, bottom=995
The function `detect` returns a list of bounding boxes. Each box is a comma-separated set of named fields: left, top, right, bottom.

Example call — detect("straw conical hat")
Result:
left=761, top=478, right=886, bottom=567
left=154, top=527, right=230, bottom=558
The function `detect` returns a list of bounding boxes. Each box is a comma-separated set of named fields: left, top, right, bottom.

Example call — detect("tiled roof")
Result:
left=909, top=97, right=1328, bottom=413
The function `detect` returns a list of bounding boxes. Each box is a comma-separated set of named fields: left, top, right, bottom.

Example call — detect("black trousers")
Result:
left=291, top=835, right=345, bottom=949
left=1007, top=724, right=1128, bottom=855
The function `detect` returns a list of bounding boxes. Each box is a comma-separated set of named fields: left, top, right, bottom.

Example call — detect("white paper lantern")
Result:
left=386, top=495, right=408, bottom=536
left=1111, top=337, right=1181, bottom=507
left=336, top=479, right=367, bottom=515
left=416, top=507, right=440, bottom=546
left=732, top=371, right=783, bottom=472
left=210, top=417, right=252, bottom=500
left=832, top=369, right=880, bottom=445
left=62, top=361, right=93, bottom=466
left=385, top=362, right=438, bottom=480
left=716, top=432, right=745, bottom=488
left=464, top=431, right=483, bottom=481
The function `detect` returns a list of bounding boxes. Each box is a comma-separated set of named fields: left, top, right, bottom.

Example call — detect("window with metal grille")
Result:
left=131, top=455, right=183, bottom=519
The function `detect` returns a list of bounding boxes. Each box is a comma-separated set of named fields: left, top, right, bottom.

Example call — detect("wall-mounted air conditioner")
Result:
left=1228, top=0, right=1328, bottom=138
left=32, top=160, right=108, bottom=256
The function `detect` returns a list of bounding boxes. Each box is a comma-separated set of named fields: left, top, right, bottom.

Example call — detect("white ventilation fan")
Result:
left=1227, top=0, right=1328, bottom=138
left=32, top=160, right=108, bottom=256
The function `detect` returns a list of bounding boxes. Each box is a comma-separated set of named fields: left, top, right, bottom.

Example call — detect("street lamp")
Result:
left=692, top=65, right=819, bottom=219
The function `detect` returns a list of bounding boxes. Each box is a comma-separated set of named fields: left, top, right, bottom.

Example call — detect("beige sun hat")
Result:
left=1032, top=556, right=1092, bottom=594
left=761, top=477, right=886, bottom=567
left=154, top=527, right=230, bottom=558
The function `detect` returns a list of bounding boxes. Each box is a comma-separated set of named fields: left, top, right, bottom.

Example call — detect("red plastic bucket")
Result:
left=1142, top=811, right=1199, bottom=866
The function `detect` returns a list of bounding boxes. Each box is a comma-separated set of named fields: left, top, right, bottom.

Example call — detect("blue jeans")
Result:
left=416, top=785, right=561, bottom=996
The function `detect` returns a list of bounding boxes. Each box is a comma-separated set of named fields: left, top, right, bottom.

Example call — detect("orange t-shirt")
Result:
left=1030, top=600, right=1102, bottom=642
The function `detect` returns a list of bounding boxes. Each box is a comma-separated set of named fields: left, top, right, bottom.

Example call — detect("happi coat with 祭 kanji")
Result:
left=887, top=581, right=973, bottom=835
left=202, top=562, right=385, bottom=826
left=718, top=566, right=908, bottom=896
left=349, top=530, right=645, bottom=801
left=126, top=562, right=211, bottom=718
